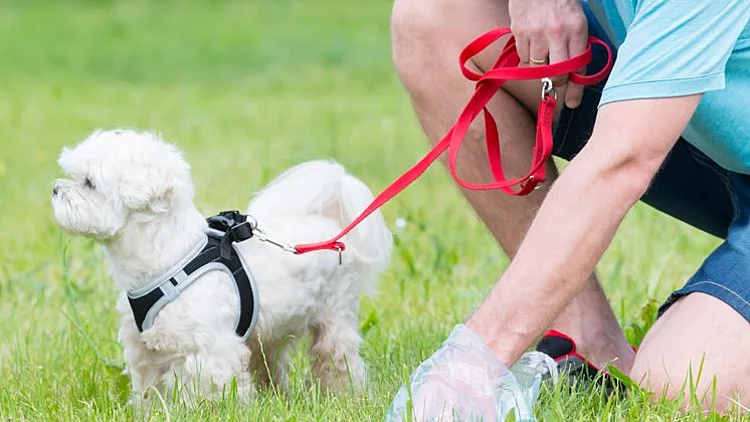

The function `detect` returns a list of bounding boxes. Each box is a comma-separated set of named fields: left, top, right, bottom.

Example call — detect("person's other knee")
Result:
left=630, top=350, right=746, bottom=412
left=629, top=294, right=750, bottom=413
left=628, top=353, right=686, bottom=406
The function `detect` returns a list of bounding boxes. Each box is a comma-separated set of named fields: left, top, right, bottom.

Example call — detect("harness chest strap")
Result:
left=293, top=29, right=613, bottom=256
left=127, top=212, right=260, bottom=340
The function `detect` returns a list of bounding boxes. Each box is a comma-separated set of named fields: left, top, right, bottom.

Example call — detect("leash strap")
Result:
left=294, top=28, right=613, bottom=255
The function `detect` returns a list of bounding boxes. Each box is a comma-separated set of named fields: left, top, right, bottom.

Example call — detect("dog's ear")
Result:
left=119, top=164, right=174, bottom=213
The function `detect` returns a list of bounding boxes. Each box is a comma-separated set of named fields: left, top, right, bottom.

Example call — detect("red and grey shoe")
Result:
left=536, top=330, right=624, bottom=394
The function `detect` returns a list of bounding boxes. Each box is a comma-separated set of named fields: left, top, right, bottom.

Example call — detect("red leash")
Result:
left=294, top=28, right=613, bottom=255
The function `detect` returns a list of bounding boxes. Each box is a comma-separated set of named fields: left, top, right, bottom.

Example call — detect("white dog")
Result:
left=51, top=129, right=392, bottom=405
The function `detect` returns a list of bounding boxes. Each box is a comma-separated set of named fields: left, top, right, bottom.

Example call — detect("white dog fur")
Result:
left=51, top=129, right=392, bottom=405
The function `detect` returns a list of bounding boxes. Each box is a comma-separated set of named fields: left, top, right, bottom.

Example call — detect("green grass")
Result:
left=0, top=0, right=743, bottom=420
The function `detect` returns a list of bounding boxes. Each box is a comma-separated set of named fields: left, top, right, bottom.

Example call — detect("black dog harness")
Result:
left=126, top=211, right=260, bottom=341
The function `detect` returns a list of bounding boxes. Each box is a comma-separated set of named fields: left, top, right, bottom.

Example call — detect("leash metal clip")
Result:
left=525, top=175, right=544, bottom=191
left=541, top=77, right=557, bottom=102
left=245, top=215, right=299, bottom=254
left=521, top=175, right=544, bottom=191
left=253, top=228, right=300, bottom=254
left=246, top=214, right=343, bottom=265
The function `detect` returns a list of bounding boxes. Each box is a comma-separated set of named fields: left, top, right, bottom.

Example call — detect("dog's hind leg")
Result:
left=310, top=309, right=367, bottom=394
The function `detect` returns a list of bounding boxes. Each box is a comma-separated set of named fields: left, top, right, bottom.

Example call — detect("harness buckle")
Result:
left=208, top=210, right=247, bottom=232
left=230, top=221, right=254, bottom=243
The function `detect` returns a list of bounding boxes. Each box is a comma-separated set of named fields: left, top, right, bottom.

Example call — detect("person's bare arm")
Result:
left=466, top=94, right=702, bottom=365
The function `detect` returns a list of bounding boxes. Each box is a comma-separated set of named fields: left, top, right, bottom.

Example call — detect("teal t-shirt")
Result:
left=586, top=0, right=750, bottom=174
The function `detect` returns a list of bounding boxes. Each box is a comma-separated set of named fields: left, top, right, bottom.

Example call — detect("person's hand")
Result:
left=385, top=324, right=558, bottom=422
left=508, top=0, right=589, bottom=108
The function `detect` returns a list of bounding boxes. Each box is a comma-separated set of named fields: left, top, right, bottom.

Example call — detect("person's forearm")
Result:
left=467, top=139, right=662, bottom=365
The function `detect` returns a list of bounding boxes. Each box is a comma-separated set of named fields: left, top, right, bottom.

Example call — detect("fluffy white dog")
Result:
left=51, top=129, right=392, bottom=405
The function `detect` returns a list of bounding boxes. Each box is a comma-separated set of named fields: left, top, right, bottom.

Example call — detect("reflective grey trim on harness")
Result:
left=126, top=237, right=208, bottom=298
left=126, top=211, right=261, bottom=342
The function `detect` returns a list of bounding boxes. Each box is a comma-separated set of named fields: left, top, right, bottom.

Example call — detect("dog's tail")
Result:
left=248, top=160, right=392, bottom=279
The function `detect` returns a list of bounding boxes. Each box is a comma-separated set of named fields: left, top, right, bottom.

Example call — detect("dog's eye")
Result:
left=84, top=177, right=95, bottom=189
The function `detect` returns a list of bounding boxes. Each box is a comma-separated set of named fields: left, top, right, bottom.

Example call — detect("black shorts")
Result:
left=552, top=2, right=750, bottom=321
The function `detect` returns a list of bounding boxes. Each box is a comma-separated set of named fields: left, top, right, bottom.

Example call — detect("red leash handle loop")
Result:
left=448, top=34, right=612, bottom=192
left=294, top=29, right=613, bottom=254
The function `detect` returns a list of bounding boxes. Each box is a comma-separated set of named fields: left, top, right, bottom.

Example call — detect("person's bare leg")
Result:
left=630, top=293, right=750, bottom=413
left=391, top=0, right=634, bottom=371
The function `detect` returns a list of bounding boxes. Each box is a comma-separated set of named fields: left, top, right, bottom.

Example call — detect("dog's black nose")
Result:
left=52, top=184, right=60, bottom=196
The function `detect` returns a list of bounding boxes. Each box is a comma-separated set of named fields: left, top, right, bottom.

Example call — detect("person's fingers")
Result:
left=564, top=26, right=589, bottom=108
left=528, top=34, right=549, bottom=66
left=547, top=37, right=570, bottom=98
left=515, top=34, right=531, bottom=64
left=564, top=65, right=586, bottom=108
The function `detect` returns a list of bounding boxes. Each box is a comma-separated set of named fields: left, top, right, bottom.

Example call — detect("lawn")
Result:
left=0, top=0, right=741, bottom=420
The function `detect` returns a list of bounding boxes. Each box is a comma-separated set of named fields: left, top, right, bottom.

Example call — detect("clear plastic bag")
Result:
left=385, top=324, right=557, bottom=422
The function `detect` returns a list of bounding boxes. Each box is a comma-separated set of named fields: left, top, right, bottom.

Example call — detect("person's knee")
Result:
left=630, top=350, right=746, bottom=412
left=391, top=0, right=545, bottom=123
left=628, top=355, right=682, bottom=405
left=629, top=294, right=750, bottom=413
left=390, top=0, right=448, bottom=92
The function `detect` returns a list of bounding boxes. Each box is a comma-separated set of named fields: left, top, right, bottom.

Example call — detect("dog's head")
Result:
left=51, top=129, right=195, bottom=241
